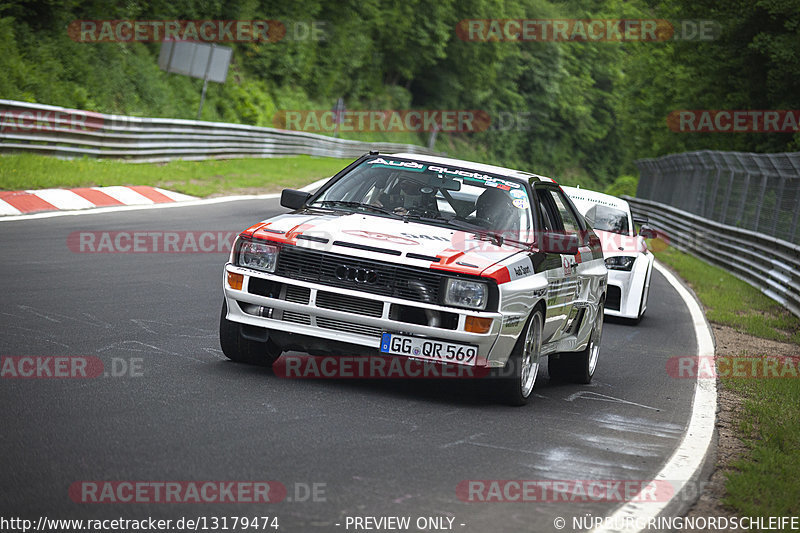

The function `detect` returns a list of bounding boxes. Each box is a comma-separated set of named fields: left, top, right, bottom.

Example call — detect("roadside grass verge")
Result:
left=655, top=246, right=800, bottom=345
left=654, top=246, right=800, bottom=519
left=0, top=153, right=347, bottom=197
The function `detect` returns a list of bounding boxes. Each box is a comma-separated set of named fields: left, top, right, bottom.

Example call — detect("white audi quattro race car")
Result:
left=562, top=186, right=655, bottom=323
left=220, top=153, right=608, bottom=405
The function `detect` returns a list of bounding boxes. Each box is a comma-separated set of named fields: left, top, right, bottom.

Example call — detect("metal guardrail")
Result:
left=0, top=99, right=441, bottom=162
left=635, top=150, right=800, bottom=245
left=625, top=195, right=800, bottom=318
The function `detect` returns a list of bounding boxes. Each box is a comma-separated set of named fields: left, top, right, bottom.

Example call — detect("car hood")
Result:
left=594, top=228, right=647, bottom=256
left=245, top=211, right=525, bottom=277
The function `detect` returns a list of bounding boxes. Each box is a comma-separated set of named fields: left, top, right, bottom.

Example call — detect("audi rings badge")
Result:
left=335, top=265, right=378, bottom=284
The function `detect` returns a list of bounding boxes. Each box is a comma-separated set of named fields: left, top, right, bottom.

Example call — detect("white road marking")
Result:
left=591, top=260, right=716, bottom=533
left=27, top=188, right=95, bottom=210
left=0, top=199, right=22, bottom=215
left=565, top=391, right=660, bottom=411
left=98, top=186, right=155, bottom=205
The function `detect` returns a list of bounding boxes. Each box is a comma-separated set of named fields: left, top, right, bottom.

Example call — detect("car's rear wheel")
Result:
left=219, top=300, right=281, bottom=367
left=494, top=309, right=543, bottom=406
left=549, top=301, right=604, bottom=384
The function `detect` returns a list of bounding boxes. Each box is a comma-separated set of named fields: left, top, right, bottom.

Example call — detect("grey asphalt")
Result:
left=0, top=199, right=698, bottom=532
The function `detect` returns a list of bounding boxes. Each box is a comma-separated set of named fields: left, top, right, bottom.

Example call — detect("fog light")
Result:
left=227, top=272, right=244, bottom=290
left=465, top=316, right=493, bottom=334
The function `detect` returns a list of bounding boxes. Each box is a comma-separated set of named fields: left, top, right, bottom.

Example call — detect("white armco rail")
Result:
left=0, top=99, right=440, bottom=163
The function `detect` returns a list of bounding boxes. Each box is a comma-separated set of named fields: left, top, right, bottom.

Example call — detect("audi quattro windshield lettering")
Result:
left=220, top=153, right=607, bottom=405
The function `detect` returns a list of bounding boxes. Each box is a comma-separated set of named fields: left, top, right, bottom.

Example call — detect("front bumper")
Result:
left=604, top=263, right=647, bottom=319
left=223, top=264, right=508, bottom=367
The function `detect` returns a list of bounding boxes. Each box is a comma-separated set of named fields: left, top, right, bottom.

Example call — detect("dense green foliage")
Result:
left=1, top=0, right=799, bottom=189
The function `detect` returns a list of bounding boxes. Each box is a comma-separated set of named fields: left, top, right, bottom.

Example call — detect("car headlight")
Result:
left=237, top=240, right=280, bottom=272
left=605, top=256, right=636, bottom=271
left=444, top=278, right=487, bottom=310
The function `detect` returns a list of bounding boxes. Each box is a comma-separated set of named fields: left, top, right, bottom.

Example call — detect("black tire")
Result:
left=219, top=300, right=281, bottom=367
left=630, top=285, right=647, bottom=324
left=548, top=301, right=604, bottom=384
left=492, top=309, right=543, bottom=406
left=636, top=271, right=652, bottom=322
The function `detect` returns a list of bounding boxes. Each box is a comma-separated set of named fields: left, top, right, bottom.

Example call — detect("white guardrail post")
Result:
left=624, top=195, right=800, bottom=318
left=0, top=99, right=442, bottom=162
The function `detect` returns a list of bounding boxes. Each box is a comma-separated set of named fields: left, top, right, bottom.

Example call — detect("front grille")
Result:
left=282, top=311, right=311, bottom=325
left=606, top=285, right=621, bottom=311
left=275, top=245, right=446, bottom=304
left=316, top=317, right=383, bottom=338
left=284, top=285, right=311, bottom=304
left=316, top=290, right=384, bottom=318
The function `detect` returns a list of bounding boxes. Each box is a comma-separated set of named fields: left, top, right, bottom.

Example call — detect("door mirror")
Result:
left=539, top=232, right=580, bottom=255
left=639, top=225, right=657, bottom=239
left=280, top=189, right=311, bottom=210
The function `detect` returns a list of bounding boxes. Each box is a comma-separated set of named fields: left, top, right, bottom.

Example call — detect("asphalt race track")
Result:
left=0, top=198, right=699, bottom=532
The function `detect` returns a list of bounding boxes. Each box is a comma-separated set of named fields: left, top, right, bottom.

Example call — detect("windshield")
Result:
left=310, top=157, right=533, bottom=239
left=583, top=204, right=631, bottom=236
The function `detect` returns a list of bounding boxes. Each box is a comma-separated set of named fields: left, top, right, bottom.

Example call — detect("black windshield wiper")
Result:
left=404, top=215, right=508, bottom=247
left=313, top=200, right=403, bottom=219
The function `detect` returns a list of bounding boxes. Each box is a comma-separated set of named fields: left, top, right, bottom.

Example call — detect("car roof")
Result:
left=560, top=185, right=631, bottom=213
left=389, top=152, right=556, bottom=184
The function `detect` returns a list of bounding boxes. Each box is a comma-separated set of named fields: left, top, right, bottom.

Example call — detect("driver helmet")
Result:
left=476, top=187, right=518, bottom=230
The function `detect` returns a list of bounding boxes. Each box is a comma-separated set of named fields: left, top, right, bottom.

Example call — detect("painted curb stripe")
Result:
left=127, top=185, right=175, bottom=204
left=0, top=176, right=327, bottom=222
left=0, top=186, right=197, bottom=215
left=72, top=187, right=124, bottom=207
left=0, top=191, right=57, bottom=213
left=591, top=260, right=717, bottom=533
left=30, top=189, right=96, bottom=210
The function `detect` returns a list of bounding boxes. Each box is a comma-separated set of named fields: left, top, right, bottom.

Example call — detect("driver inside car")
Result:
left=376, top=176, right=439, bottom=216
left=473, top=186, right=520, bottom=232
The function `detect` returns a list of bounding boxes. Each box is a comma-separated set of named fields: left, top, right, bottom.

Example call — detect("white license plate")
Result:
left=380, top=333, right=478, bottom=366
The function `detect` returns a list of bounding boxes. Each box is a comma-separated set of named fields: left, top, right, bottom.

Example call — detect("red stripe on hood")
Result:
left=431, top=248, right=514, bottom=284
left=239, top=222, right=268, bottom=238
left=250, top=222, right=316, bottom=244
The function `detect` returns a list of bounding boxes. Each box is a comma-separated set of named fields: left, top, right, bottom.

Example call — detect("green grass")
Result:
left=654, top=246, right=800, bottom=520
left=0, top=153, right=349, bottom=197
left=723, top=375, right=800, bottom=518
left=655, top=246, right=800, bottom=345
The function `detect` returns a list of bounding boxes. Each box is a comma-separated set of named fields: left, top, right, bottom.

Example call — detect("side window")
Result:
left=535, top=192, right=555, bottom=231
left=540, top=188, right=582, bottom=234
left=552, top=190, right=582, bottom=234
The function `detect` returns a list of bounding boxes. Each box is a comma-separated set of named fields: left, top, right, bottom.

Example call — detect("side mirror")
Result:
left=639, top=225, right=657, bottom=239
left=280, top=189, right=311, bottom=210
left=539, top=232, right=580, bottom=255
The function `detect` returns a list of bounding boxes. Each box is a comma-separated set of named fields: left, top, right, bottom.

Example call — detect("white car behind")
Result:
left=562, top=186, right=655, bottom=322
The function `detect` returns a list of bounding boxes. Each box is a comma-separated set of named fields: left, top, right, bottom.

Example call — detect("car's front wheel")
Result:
left=219, top=300, right=281, bottom=367
left=494, top=309, right=543, bottom=406
left=549, top=301, right=604, bottom=384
